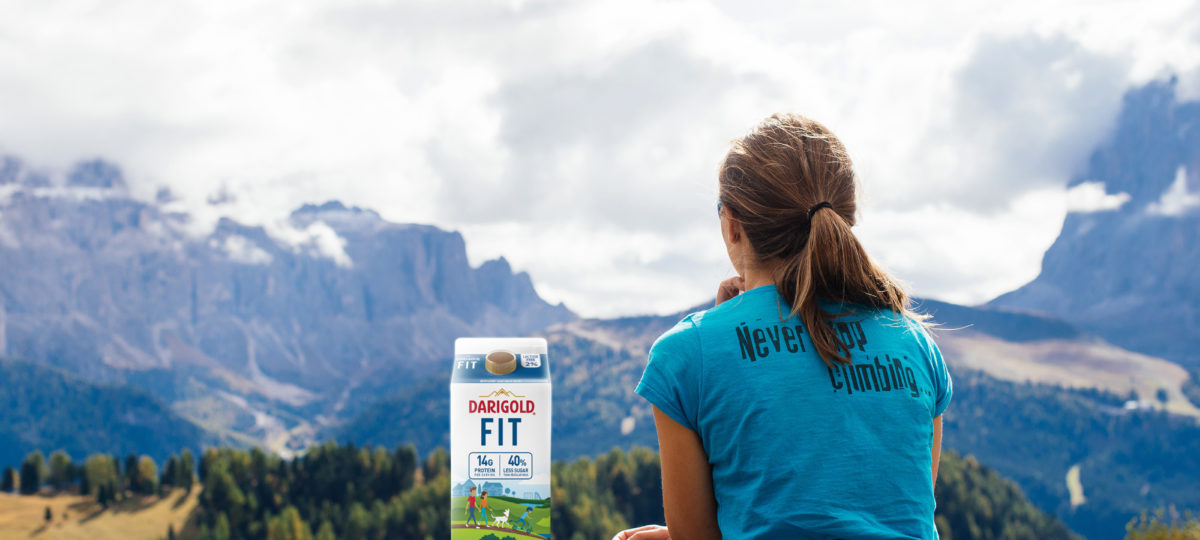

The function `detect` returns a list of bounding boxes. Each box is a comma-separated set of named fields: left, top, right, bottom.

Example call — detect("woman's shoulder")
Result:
left=850, top=303, right=941, bottom=356
left=653, top=309, right=704, bottom=341
left=649, top=309, right=711, bottom=357
left=822, top=298, right=927, bottom=327
left=821, top=300, right=938, bottom=344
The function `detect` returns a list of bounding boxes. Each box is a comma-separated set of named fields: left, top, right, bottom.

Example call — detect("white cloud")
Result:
left=212, top=235, right=274, bottom=265
left=2, top=0, right=1200, bottom=316
left=460, top=219, right=729, bottom=317
left=264, top=220, right=354, bottom=269
left=898, top=33, right=1130, bottom=211
left=1147, top=166, right=1200, bottom=216
left=1065, top=181, right=1131, bottom=213
left=855, top=187, right=1071, bottom=307
left=305, top=223, right=354, bottom=268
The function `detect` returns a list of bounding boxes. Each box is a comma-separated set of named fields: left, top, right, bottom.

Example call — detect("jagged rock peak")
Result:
left=1072, top=76, right=1197, bottom=208
left=67, top=159, right=127, bottom=190
left=290, top=200, right=380, bottom=219
left=0, top=155, right=51, bottom=187
left=288, top=200, right=387, bottom=231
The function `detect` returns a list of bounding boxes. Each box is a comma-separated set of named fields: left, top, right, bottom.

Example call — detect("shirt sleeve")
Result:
left=635, top=313, right=703, bottom=432
left=916, top=321, right=953, bottom=418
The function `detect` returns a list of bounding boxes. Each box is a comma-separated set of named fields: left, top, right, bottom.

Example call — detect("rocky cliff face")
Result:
left=0, top=157, right=576, bottom=450
left=991, top=78, right=1200, bottom=368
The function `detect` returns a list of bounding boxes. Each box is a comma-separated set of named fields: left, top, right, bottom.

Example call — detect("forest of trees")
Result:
left=0, top=357, right=210, bottom=468
left=192, top=443, right=446, bottom=539
left=1125, top=510, right=1200, bottom=540
left=1, top=448, right=195, bottom=505
left=4, top=442, right=1097, bottom=539
left=944, top=370, right=1200, bottom=539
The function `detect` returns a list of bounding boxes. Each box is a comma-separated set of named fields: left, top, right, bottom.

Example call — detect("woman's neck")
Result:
left=741, top=263, right=778, bottom=291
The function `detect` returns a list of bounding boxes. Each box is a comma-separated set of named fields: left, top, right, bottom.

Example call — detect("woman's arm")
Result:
left=931, top=415, right=943, bottom=487
left=653, top=404, right=721, bottom=540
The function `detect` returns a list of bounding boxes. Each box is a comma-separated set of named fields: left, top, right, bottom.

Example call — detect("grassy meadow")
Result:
left=0, top=488, right=198, bottom=540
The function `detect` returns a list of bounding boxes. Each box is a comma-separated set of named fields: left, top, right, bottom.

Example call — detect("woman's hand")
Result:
left=612, top=524, right=671, bottom=540
left=716, top=276, right=745, bottom=306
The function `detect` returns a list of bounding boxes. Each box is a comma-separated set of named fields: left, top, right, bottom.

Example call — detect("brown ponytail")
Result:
left=718, top=113, right=922, bottom=366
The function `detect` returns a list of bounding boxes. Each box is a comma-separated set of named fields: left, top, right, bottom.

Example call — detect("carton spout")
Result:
left=485, top=350, right=517, bottom=375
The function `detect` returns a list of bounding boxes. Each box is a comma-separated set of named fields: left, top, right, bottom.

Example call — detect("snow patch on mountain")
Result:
left=1065, top=181, right=1130, bottom=213
left=211, top=234, right=274, bottom=265
left=265, top=219, right=352, bottom=268
left=1146, top=165, right=1199, bottom=216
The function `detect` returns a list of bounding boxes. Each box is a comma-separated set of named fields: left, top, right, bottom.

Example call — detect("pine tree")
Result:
left=83, top=454, right=116, bottom=497
left=267, top=506, right=313, bottom=540
left=315, top=520, right=336, bottom=540
left=162, top=455, right=178, bottom=489
left=213, top=513, right=231, bottom=540
left=137, top=456, right=158, bottom=495
left=123, top=454, right=139, bottom=495
left=28, top=451, right=48, bottom=481
left=180, top=449, right=195, bottom=491
left=198, top=448, right=212, bottom=484
left=1, top=466, right=15, bottom=492
left=19, top=459, right=40, bottom=495
left=422, top=448, right=448, bottom=483
left=392, top=444, right=417, bottom=494
left=19, top=451, right=47, bottom=494
left=44, top=506, right=51, bottom=523
left=49, top=450, right=71, bottom=490
left=344, top=502, right=369, bottom=540
left=109, top=456, right=121, bottom=500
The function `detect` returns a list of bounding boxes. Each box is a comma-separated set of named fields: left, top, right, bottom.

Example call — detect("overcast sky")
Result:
left=2, top=0, right=1199, bottom=317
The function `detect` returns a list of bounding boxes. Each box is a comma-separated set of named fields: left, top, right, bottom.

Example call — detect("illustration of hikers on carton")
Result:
left=511, top=506, right=535, bottom=532
left=465, top=487, right=480, bottom=527
left=479, top=490, right=491, bottom=524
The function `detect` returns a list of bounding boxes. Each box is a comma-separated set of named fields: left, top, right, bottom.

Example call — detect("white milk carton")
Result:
left=451, top=337, right=551, bottom=539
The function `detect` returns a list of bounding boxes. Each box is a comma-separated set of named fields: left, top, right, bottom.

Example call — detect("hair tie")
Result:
left=807, top=201, right=833, bottom=221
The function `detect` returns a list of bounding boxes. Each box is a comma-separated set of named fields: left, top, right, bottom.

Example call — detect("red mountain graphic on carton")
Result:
left=478, top=388, right=525, bottom=399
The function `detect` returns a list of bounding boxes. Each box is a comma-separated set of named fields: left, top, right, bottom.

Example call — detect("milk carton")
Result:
left=451, top=338, right=551, bottom=538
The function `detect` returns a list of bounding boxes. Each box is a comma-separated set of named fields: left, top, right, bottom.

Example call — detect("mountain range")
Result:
left=0, top=77, right=1197, bottom=540
left=992, top=77, right=1199, bottom=371
left=0, top=164, right=574, bottom=453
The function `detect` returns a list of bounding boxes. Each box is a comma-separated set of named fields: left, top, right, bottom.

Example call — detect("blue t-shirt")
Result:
left=635, top=284, right=952, bottom=539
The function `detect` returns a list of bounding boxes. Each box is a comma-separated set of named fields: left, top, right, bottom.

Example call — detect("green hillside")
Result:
left=945, top=370, right=1200, bottom=540
left=0, top=442, right=1056, bottom=539
left=0, top=356, right=214, bottom=465
left=935, top=451, right=1078, bottom=539
left=0, top=441, right=1070, bottom=537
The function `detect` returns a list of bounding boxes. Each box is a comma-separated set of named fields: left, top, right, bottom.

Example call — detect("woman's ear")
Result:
left=724, top=211, right=742, bottom=243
